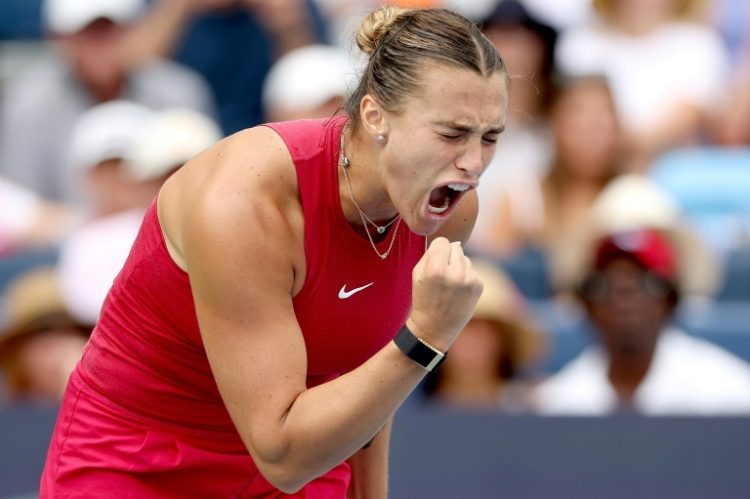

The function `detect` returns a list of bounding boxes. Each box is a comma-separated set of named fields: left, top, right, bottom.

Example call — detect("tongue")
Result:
left=429, top=186, right=450, bottom=209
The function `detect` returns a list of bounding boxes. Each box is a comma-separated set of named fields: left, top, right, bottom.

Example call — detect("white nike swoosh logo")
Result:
left=338, top=282, right=374, bottom=299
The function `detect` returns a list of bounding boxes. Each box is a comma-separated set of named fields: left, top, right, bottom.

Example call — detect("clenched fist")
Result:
left=407, top=237, right=484, bottom=352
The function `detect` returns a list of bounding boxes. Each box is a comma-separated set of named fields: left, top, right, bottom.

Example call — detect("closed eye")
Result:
left=439, top=133, right=464, bottom=142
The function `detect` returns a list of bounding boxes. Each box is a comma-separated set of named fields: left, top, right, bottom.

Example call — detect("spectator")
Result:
left=556, top=0, right=730, bottom=172
left=712, top=36, right=750, bottom=145
left=58, top=103, right=222, bottom=325
left=0, top=177, right=76, bottom=300
left=67, top=100, right=156, bottom=217
left=262, top=44, right=354, bottom=122
left=558, top=174, right=721, bottom=298
left=0, top=268, right=92, bottom=404
left=0, top=0, right=214, bottom=204
left=533, top=175, right=750, bottom=416
left=470, top=0, right=557, bottom=253
left=472, top=75, right=623, bottom=294
left=422, top=259, right=544, bottom=411
left=715, top=66, right=750, bottom=146
left=120, top=0, right=328, bottom=134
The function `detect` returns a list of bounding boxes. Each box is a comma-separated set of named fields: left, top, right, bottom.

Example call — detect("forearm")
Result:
left=347, top=420, right=391, bottom=499
left=119, top=0, right=195, bottom=68
left=256, top=342, right=424, bottom=493
left=243, top=0, right=317, bottom=57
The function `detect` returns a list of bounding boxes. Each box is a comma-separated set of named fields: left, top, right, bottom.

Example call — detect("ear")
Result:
left=359, top=94, right=389, bottom=139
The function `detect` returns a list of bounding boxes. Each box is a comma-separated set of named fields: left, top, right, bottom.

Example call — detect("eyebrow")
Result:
left=434, top=121, right=506, bottom=134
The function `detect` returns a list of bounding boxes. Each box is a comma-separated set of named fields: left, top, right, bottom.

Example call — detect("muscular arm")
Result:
left=168, top=128, right=481, bottom=493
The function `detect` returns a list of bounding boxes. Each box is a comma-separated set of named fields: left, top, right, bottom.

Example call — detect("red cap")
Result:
left=592, top=229, right=677, bottom=281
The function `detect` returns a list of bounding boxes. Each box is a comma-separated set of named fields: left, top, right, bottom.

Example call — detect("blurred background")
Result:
left=1, top=0, right=750, bottom=497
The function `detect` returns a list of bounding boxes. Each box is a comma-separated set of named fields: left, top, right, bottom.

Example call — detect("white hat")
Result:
left=262, top=44, right=354, bottom=117
left=562, top=174, right=721, bottom=297
left=44, top=0, right=144, bottom=35
left=125, top=108, right=222, bottom=181
left=68, top=100, right=154, bottom=172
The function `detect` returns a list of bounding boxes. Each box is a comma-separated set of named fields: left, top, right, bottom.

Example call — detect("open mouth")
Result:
left=428, top=183, right=471, bottom=215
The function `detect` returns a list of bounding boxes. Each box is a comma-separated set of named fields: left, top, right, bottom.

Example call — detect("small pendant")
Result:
left=377, top=226, right=385, bottom=234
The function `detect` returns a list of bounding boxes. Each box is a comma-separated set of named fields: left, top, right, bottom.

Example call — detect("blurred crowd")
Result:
left=2, top=0, right=750, bottom=417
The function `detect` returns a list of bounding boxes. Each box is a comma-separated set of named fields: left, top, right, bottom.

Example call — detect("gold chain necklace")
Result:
left=339, top=130, right=401, bottom=260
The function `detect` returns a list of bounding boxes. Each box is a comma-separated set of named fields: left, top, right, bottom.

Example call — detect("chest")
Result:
left=293, top=232, right=421, bottom=377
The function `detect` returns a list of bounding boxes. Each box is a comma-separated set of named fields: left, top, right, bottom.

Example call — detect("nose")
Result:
left=455, top=138, right=485, bottom=177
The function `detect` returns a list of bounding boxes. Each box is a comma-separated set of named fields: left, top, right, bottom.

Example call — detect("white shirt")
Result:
left=469, top=121, right=552, bottom=252
left=0, top=58, right=214, bottom=203
left=0, top=177, right=41, bottom=235
left=57, top=209, right=145, bottom=324
left=535, top=328, right=750, bottom=415
left=556, top=22, right=730, bottom=132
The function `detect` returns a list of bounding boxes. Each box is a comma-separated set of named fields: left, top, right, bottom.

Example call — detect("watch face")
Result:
left=394, top=325, right=446, bottom=371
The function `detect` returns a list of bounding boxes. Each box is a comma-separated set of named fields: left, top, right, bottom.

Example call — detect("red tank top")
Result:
left=41, top=117, right=425, bottom=497
left=270, top=117, right=425, bottom=378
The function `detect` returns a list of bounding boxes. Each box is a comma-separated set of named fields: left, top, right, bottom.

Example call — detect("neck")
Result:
left=338, top=126, right=398, bottom=228
left=613, top=12, right=668, bottom=37
left=83, top=77, right=125, bottom=103
left=608, top=351, right=654, bottom=401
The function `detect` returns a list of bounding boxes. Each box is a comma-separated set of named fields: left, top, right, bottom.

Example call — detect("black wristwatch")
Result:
left=394, top=324, right=447, bottom=372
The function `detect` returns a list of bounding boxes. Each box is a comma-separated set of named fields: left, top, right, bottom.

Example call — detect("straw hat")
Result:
left=593, top=0, right=705, bottom=20
left=560, top=174, right=721, bottom=297
left=470, top=259, right=544, bottom=369
left=0, top=268, right=91, bottom=357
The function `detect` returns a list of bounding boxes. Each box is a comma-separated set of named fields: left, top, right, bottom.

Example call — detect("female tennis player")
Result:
left=41, top=6, right=509, bottom=497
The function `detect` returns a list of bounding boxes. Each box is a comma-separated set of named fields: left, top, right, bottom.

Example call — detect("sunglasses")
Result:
left=579, top=271, right=674, bottom=303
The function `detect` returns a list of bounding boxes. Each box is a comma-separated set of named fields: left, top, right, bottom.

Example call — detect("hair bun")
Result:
left=356, top=6, right=411, bottom=56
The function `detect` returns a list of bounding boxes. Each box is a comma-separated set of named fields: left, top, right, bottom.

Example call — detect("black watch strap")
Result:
left=394, top=324, right=446, bottom=372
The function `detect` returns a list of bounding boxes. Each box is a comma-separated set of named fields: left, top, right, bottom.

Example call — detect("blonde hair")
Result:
left=346, top=7, right=508, bottom=124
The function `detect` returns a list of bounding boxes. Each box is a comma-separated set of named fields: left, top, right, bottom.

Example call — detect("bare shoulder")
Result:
left=159, top=125, right=305, bottom=292
left=428, top=190, right=478, bottom=245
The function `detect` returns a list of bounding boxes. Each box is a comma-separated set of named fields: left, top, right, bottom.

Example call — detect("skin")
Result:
left=606, top=0, right=681, bottom=36
left=486, top=79, right=620, bottom=256
left=484, top=24, right=547, bottom=124
left=435, top=318, right=509, bottom=408
left=584, top=258, right=675, bottom=402
left=59, top=19, right=128, bottom=102
left=550, top=80, right=620, bottom=181
left=120, top=0, right=316, bottom=70
left=157, top=61, right=507, bottom=493
left=13, top=329, right=89, bottom=401
left=84, top=159, right=143, bottom=216
left=343, top=62, right=508, bottom=238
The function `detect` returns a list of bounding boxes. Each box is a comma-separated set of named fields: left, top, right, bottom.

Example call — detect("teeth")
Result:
left=428, top=198, right=450, bottom=214
left=447, top=183, right=470, bottom=192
